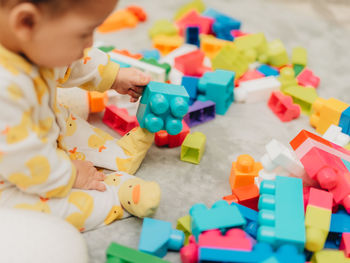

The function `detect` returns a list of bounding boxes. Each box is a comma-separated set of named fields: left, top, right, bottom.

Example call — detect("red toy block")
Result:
left=307, top=187, right=333, bottom=210
left=232, top=184, right=259, bottom=211
left=102, top=105, right=139, bottom=136
left=155, top=120, right=190, bottom=148
left=222, top=194, right=239, bottom=205
left=297, top=68, right=320, bottom=89
left=290, top=129, right=334, bottom=151
left=268, top=91, right=301, bottom=122
left=236, top=70, right=264, bottom=87
left=126, top=5, right=147, bottom=22
left=176, top=10, right=214, bottom=36
left=340, top=233, right=350, bottom=257
left=174, top=50, right=209, bottom=77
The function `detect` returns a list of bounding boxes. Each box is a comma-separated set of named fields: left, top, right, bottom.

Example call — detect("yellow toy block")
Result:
left=267, top=39, right=289, bottom=67
left=284, top=85, right=318, bottom=116
left=148, top=19, right=178, bottom=39
left=305, top=205, right=331, bottom=252
left=88, top=91, right=108, bottom=113
left=234, top=32, right=268, bottom=62
left=200, top=34, right=233, bottom=59
left=176, top=215, right=191, bottom=245
left=310, top=97, right=349, bottom=135
left=174, top=0, right=205, bottom=20
left=311, top=249, right=350, bottom=263
left=292, top=47, right=307, bottom=66
left=277, top=67, right=298, bottom=92
left=153, top=35, right=184, bottom=56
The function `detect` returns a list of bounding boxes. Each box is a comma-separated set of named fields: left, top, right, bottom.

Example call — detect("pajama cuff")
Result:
left=96, top=60, right=120, bottom=93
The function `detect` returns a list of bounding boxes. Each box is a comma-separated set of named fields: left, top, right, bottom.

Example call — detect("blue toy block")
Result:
left=257, top=64, right=280, bottom=77
left=136, top=81, right=189, bottom=135
left=324, top=232, right=342, bottom=249
left=260, top=244, right=305, bottom=263
left=189, top=200, right=246, bottom=241
left=258, top=176, right=305, bottom=253
left=140, top=49, right=161, bottom=60
left=110, top=58, right=131, bottom=68
left=231, top=202, right=259, bottom=238
left=181, top=76, right=199, bottom=103
left=138, top=218, right=185, bottom=258
left=339, top=106, right=350, bottom=135
left=199, top=242, right=273, bottom=262
left=330, top=208, right=350, bottom=233
left=185, top=26, right=200, bottom=47
left=198, top=70, right=235, bottom=115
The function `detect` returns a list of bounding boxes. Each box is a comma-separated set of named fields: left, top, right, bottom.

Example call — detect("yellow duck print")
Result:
left=104, top=205, right=124, bottom=225
left=7, top=83, right=24, bottom=101
left=88, top=127, right=115, bottom=152
left=32, top=117, right=53, bottom=143
left=66, top=191, right=94, bottom=232
left=65, top=113, right=77, bottom=136
left=8, top=155, right=50, bottom=190
left=104, top=173, right=122, bottom=186
left=68, top=147, right=86, bottom=161
left=2, top=109, right=32, bottom=144
left=15, top=197, right=51, bottom=213
left=33, top=76, right=48, bottom=105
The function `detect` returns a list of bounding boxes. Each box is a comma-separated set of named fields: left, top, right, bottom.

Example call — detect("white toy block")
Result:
left=168, top=68, right=184, bottom=85
left=323, top=124, right=350, bottom=147
left=109, top=52, right=166, bottom=82
left=234, top=76, right=281, bottom=103
left=248, top=62, right=262, bottom=70
left=159, top=44, right=198, bottom=66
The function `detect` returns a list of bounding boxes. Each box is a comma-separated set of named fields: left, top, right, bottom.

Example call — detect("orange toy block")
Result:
left=200, top=35, right=233, bottom=59
left=112, top=49, right=143, bottom=60
left=232, top=184, right=260, bottom=211
left=153, top=35, right=184, bottom=56
left=126, top=5, right=147, bottom=22
left=229, top=154, right=262, bottom=190
left=88, top=91, right=108, bottom=113
left=222, top=194, right=239, bottom=205
left=97, top=9, right=138, bottom=33
left=310, top=97, right=349, bottom=135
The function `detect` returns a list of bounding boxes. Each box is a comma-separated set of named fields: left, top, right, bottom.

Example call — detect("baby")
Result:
left=0, top=0, right=161, bottom=231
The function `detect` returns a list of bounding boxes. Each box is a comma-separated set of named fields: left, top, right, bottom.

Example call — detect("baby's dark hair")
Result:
left=0, top=0, right=82, bottom=13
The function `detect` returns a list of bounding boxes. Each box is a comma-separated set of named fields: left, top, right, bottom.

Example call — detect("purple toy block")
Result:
left=183, top=100, right=216, bottom=127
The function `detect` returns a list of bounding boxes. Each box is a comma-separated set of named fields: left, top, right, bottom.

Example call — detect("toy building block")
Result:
left=339, top=107, right=350, bottom=136
left=297, top=68, right=320, bottom=89
left=155, top=120, right=190, bottom=148
left=340, top=233, right=350, bottom=257
left=222, top=194, right=239, bottom=205
left=258, top=176, right=305, bottom=252
left=323, top=125, right=350, bottom=147
left=110, top=58, right=131, bottom=68
left=109, top=52, right=166, bottom=82
left=292, top=47, right=307, bottom=67
left=140, top=57, right=171, bottom=81
left=98, top=45, right=115, bottom=53
left=127, top=5, right=147, bottom=22
left=113, top=49, right=143, bottom=60
left=266, top=39, right=289, bottom=67
left=174, top=0, right=206, bottom=20
left=311, top=249, right=350, bottom=263
left=138, top=217, right=185, bottom=258
left=189, top=200, right=246, bottom=240
left=200, top=34, right=233, bottom=59
left=310, top=97, right=349, bottom=135
left=97, top=9, right=139, bottom=33
left=231, top=202, right=259, bottom=238
left=268, top=91, right=301, bottom=122
left=176, top=215, right=192, bottom=245
left=140, top=49, right=161, bottom=60
left=176, top=10, right=214, bottom=36
left=229, top=154, right=262, bottom=189
left=261, top=244, right=306, bottom=263
left=283, top=85, right=318, bottom=115
left=235, top=76, right=281, bottom=103
left=305, top=188, right=333, bottom=252
left=198, top=69, right=234, bottom=115
left=293, top=64, right=305, bottom=77
left=181, top=132, right=206, bottom=164
left=277, top=67, right=298, bottom=92
left=330, top=209, right=350, bottom=234
left=159, top=44, right=198, bottom=66
left=236, top=70, right=264, bottom=87
left=234, top=32, right=268, bottom=62
left=88, top=91, right=108, bottom=113
left=174, top=50, right=208, bottom=77
left=136, top=81, right=189, bottom=135
left=231, top=29, right=248, bottom=38
left=153, top=35, right=184, bottom=56
left=257, top=64, right=280, bottom=77
left=103, top=105, right=139, bottom=136
left=232, top=184, right=260, bottom=211
left=183, top=100, right=215, bottom=127
left=106, top=242, right=171, bottom=263
left=148, top=19, right=178, bottom=39
left=185, top=26, right=200, bottom=47
left=212, top=44, right=249, bottom=79
left=180, top=237, right=198, bottom=263
left=181, top=76, right=199, bottom=104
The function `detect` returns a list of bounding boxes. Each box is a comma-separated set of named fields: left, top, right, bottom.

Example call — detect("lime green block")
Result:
left=345, top=143, right=350, bottom=151
left=181, top=132, right=206, bottom=164
left=140, top=58, right=171, bottom=80
left=278, top=67, right=298, bottom=92
left=292, top=47, right=307, bottom=66
left=149, top=19, right=178, bottom=39
left=212, top=45, right=249, bottom=79
left=284, top=85, right=318, bottom=116
left=106, top=242, right=170, bottom=263
left=174, top=0, right=206, bottom=20
left=98, top=46, right=115, bottom=53
left=305, top=205, right=331, bottom=252
left=176, top=215, right=192, bottom=245
left=293, top=64, right=305, bottom=77
left=234, top=32, right=268, bottom=57
left=267, top=39, right=289, bottom=67
left=311, top=249, right=350, bottom=263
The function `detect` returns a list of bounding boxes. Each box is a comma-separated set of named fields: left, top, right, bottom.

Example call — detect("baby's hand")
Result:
left=72, top=160, right=106, bottom=191
left=112, top=68, right=151, bottom=102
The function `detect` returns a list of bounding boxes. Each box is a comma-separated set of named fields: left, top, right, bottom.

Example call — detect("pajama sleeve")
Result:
left=56, top=48, right=120, bottom=93
left=0, top=72, right=76, bottom=198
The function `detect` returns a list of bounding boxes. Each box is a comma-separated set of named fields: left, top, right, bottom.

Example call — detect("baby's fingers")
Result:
left=89, top=180, right=106, bottom=192
left=131, top=70, right=151, bottom=86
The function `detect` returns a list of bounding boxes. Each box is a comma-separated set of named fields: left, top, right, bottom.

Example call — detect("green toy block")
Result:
left=140, top=58, right=171, bottom=81
left=174, top=0, right=205, bottom=20
left=149, top=19, right=178, bottom=39
left=211, top=45, right=249, bottom=79
left=106, top=242, right=170, bottom=263
left=98, top=46, right=116, bottom=53
left=277, top=67, right=298, bottom=92
left=267, top=39, right=289, bottom=67
left=293, top=64, right=305, bottom=77
left=176, top=215, right=192, bottom=245
left=234, top=32, right=268, bottom=60
left=181, top=132, right=206, bottom=164
left=292, top=47, right=307, bottom=66
left=284, top=85, right=318, bottom=115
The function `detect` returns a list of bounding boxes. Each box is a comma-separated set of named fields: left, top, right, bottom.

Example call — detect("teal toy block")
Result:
left=110, top=58, right=131, bottom=68
left=180, top=132, right=206, bottom=164
left=189, top=200, right=246, bottom=241
left=138, top=217, right=185, bottom=258
left=106, top=242, right=170, bottom=263
left=258, top=176, right=305, bottom=252
left=198, top=69, right=235, bottom=115
left=136, top=81, right=189, bottom=135
left=260, top=244, right=305, bottom=263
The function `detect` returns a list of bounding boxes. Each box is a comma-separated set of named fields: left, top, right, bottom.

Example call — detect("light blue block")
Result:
left=231, top=202, right=258, bottom=238
left=181, top=76, right=199, bottom=101
left=257, top=64, right=280, bottom=76
left=110, top=58, right=131, bottom=68
left=140, top=49, right=161, bottom=60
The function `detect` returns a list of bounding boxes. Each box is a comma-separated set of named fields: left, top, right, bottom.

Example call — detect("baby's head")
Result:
left=0, top=0, right=118, bottom=67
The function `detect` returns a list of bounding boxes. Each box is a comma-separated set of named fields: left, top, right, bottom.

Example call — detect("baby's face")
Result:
left=23, top=0, right=118, bottom=68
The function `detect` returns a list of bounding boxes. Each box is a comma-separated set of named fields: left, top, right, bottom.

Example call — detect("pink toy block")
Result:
left=174, top=50, right=210, bottom=77
left=155, top=120, right=190, bottom=148
left=198, top=229, right=252, bottom=251
left=236, top=70, right=264, bottom=87
left=340, top=233, right=350, bottom=257
left=176, top=10, right=214, bottom=36
left=102, top=105, right=139, bottom=136
left=307, top=187, right=333, bottom=210
left=180, top=236, right=198, bottom=263
left=296, top=68, right=320, bottom=89
left=268, top=91, right=301, bottom=122
left=231, top=29, right=248, bottom=38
